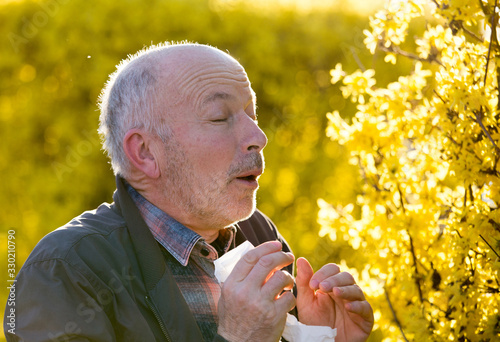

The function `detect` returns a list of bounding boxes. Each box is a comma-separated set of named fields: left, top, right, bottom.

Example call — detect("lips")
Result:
left=229, top=154, right=264, bottom=187
left=235, top=169, right=263, bottom=182
left=235, top=169, right=262, bottom=190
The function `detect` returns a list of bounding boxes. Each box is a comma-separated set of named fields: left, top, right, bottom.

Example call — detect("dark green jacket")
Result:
left=4, top=177, right=292, bottom=341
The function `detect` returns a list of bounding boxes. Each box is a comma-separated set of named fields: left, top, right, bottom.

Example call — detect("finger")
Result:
left=274, top=290, right=296, bottom=315
left=318, top=271, right=355, bottom=292
left=295, top=257, right=315, bottom=302
left=295, top=257, right=314, bottom=286
left=246, top=251, right=294, bottom=286
left=262, top=270, right=295, bottom=300
left=228, top=241, right=283, bottom=282
left=331, top=284, right=366, bottom=301
left=309, top=263, right=341, bottom=290
left=345, top=300, right=374, bottom=322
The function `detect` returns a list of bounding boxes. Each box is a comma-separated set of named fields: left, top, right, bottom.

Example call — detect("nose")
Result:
left=241, top=114, right=268, bottom=154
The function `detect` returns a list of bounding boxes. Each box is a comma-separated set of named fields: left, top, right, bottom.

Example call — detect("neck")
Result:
left=198, top=229, right=220, bottom=244
left=126, top=178, right=223, bottom=243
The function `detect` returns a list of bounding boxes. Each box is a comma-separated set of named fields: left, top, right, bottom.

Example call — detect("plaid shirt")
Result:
left=126, top=185, right=235, bottom=341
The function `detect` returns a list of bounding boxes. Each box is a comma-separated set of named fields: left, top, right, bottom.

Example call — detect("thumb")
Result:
left=295, top=257, right=315, bottom=302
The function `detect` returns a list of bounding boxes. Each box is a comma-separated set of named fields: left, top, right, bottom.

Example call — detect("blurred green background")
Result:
left=0, top=0, right=402, bottom=339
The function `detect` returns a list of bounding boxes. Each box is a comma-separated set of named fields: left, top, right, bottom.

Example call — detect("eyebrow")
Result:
left=202, top=92, right=235, bottom=106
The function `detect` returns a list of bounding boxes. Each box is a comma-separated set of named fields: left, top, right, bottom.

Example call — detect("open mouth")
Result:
left=233, top=170, right=262, bottom=188
left=237, top=175, right=257, bottom=181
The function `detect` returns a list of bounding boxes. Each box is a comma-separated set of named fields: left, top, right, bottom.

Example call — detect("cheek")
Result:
left=187, top=135, right=237, bottom=172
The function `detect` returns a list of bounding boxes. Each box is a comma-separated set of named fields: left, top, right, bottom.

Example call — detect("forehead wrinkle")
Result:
left=171, top=59, right=249, bottom=94
left=187, top=73, right=251, bottom=110
left=175, top=61, right=247, bottom=90
left=183, top=69, right=250, bottom=95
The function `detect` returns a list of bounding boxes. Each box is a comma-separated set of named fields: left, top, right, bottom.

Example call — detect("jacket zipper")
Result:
left=145, top=295, right=173, bottom=342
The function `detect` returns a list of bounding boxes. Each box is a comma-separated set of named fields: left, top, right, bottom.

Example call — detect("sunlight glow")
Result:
left=212, top=0, right=385, bottom=15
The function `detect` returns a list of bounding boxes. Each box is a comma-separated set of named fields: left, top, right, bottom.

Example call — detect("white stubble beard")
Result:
left=159, top=137, right=264, bottom=229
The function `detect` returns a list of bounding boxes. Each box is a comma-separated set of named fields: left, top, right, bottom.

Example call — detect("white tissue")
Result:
left=214, top=240, right=254, bottom=282
left=281, top=314, right=336, bottom=342
left=213, top=241, right=337, bottom=342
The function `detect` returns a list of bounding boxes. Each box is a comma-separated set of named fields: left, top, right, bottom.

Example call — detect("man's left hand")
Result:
left=295, top=257, right=374, bottom=342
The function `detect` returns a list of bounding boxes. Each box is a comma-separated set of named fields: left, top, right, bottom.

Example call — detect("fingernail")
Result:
left=310, top=279, right=319, bottom=289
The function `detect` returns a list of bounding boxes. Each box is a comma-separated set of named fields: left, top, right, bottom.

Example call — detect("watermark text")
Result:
left=6, top=229, right=17, bottom=335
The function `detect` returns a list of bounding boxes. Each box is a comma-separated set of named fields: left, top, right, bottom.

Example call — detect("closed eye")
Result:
left=211, top=118, right=228, bottom=123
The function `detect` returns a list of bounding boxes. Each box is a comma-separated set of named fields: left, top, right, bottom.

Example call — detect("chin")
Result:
left=221, top=197, right=256, bottom=228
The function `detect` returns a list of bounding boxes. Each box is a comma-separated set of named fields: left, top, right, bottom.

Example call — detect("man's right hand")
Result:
left=217, top=241, right=296, bottom=342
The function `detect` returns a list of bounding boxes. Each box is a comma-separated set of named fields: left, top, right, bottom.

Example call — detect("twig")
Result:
left=397, top=184, right=406, bottom=214
left=379, top=44, right=444, bottom=67
left=479, top=0, right=491, bottom=15
left=445, top=133, right=460, bottom=146
left=497, top=66, right=500, bottom=114
left=350, top=46, right=366, bottom=72
left=483, top=0, right=498, bottom=85
left=408, top=231, right=425, bottom=305
left=462, top=26, right=484, bottom=43
left=480, top=234, right=500, bottom=258
left=433, top=90, right=447, bottom=104
left=449, top=20, right=484, bottom=42
left=474, top=107, right=500, bottom=153
left=464, top=185, right=468, bottom=208
left=484, top=28, right=494, bottom=85
left=384, top=287, right=409, bottom=342
left=431, top=0, right=441, bottom=9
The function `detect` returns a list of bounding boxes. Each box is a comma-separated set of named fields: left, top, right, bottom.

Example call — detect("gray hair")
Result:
left=98, top=42, right=184, bottom=177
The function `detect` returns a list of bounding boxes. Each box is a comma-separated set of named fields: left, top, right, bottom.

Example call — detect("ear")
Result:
left=123, top=129, right=161, bottom=179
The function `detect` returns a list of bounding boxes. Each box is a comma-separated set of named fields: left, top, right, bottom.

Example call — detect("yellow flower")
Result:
left=341, top=69, right=376, bottom=101
left=329, top=63, right=345, bottom=84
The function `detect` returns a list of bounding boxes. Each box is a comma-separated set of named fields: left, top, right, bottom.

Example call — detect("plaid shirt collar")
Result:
left=125, top=183, right=235, bottom=266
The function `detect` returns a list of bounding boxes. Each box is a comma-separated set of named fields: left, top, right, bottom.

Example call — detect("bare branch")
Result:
left=445, top=133, right=460, bottom=146
left=497, top=66, right=500, bottom=114
left=450, top=20, right=484, bottom=43
left=433, top=90, right=447, bottom=104
left=484, top=29, right=494, bottom=85
left=480, top=234, right=500, bottom=258
left=474, top=107, right=500, bottom=153
left=484, top=0, right=499, bottom=85
left=469, top=184, right=474, bottom=204
left=462, top=26, right=484, bottom=43
left=408, top=231, right=425, bottom=305
left=397, top=183, right=406, bottom=214
left=479, top=0, right=491, bottom=15
left=385, top=287, right=409, bottom=342
left=379, top=44, right=444, bottom=67
left=350, top=46, right=366, bottom=72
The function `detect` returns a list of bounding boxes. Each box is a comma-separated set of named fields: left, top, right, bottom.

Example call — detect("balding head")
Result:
left=98, top=42, right=249, bottom=178
left=98, top=42, right=266, bottom=235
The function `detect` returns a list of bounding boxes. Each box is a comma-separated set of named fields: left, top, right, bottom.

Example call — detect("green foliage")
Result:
left=323, top=0, right=500, bottom=340
left=0, top=0, right=408, bottom=339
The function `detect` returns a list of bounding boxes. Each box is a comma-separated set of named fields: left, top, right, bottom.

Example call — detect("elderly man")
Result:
left=4, top=43, right=373, bottom=341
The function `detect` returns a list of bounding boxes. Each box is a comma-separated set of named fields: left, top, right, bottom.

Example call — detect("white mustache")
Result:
left=227, top=153, right=264, bottom=181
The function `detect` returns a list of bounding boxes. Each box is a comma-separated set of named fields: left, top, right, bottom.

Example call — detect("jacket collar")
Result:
left=113, top=176, right=166, bottom=292
left=113, top=175, right=205, bottom=341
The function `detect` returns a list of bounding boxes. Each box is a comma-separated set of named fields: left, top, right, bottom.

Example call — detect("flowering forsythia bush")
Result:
left=320, top=0, right=500, bottom=340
